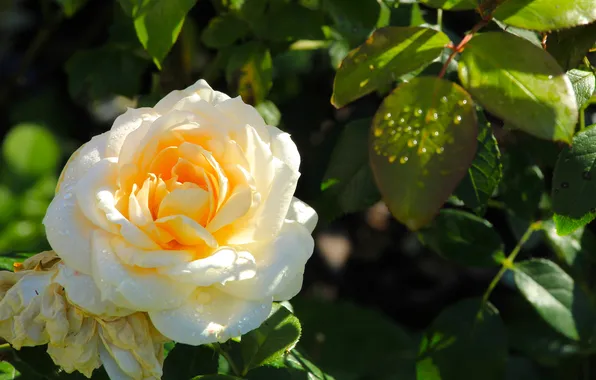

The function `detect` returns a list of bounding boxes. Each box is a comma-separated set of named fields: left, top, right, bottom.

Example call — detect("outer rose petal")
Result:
left=286, top=197, right=318, bottom=233
left=149, top=288, right=272, bottom=345
left=54, top=264, right=134, bottom=317
left=154, top=79, right=230, bottom=114
left=91, top=232, right=195, bottom=311
left=218, top=220, right=314, bottom=301
left=267, top=126, right=301, bottom=174
left=44, top=134, right=110, bottom=275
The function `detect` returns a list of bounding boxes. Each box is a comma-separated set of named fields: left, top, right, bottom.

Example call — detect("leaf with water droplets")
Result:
left=567, top=69, right=595, bottom=111
left=494, top=0, right=596, bottom=32
left=332, top=26, right=451, bottom=108
left=455, top=112, right=502, bottom=214
left=370, top=77, right=478, bottom=230
left=552, top=125, right=596, bottom=234
left=459, top=32, right=578, bottom=143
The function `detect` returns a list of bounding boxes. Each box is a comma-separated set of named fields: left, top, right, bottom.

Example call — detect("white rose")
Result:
left=43, top=79, right=317, bottom=345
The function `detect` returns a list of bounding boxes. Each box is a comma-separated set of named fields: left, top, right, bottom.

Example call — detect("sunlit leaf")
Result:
left=567, top=69, right=595, bottom=110
left=419, top=0, right=477, bottom=11
left=2, top=123, right=61, bottom=178
left=494, top=0, right=596, bottom=31
left=370, top=77, right=477, bottom=230
left=332, top=26, right=450, bottom=108
left=201, top=14, right=249, bottom=48
left=226, top=42, right=272, bottom=105
left=512, top=259, right=596, bottom=342
left=459, top=32, right=577, bottom=143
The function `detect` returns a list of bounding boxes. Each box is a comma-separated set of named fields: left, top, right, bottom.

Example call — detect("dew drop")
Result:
left=374, top=128, right=383, bottom=137
left=399, top=156, right=409, bottom=164
left=388, top=155, right=397, bottom=163
left=441, top=96, right=448, bottom=103
left=436, top=147, right=444, bottom=154
left=407, top=139, right=418, bottom=147
left=583, top=171, right=592, bottom=180
left=548, top=75, right=553, bottom=79
left=420, top=148, right=427, bottom=154
left=432, top=112, right=438, bottom=120
left=369, top=64, right=375, bottom=70
left=399, top=118, right=406, bottom=124
left=453, top=115, right=462, bottom=125
left=64, top=193, right=73, bottom=200
left=433, top=131, right=440, bottom=137
left=415, top=108, right=423, bottom=116
left=405, top=126, right=412, bottom=132
left=390, top=129, right=396, bottom=135
left=414, top=130, right=420, bottom=136
left=388, top=120, right=395, bottom=126
left=384, top=113, right=392, bottom=120
left=458, top=99, right=468, bottom=106
left=561, top=182, right=569, bottom=188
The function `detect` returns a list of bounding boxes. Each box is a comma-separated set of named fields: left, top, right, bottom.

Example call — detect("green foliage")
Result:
left=4, top=0, right=596, bottom=379
left=369, top=77, right=477, bottom=230
left=458, top=32, right=578, bottom=143
left=418, top=209, right=505, bottom=267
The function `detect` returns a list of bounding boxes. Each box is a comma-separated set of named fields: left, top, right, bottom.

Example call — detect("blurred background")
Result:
left=1, top=0, right=596, bottom=379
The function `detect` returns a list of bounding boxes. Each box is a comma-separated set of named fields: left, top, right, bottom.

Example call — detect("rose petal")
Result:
left=106, top=108, right=158, bottom=158
left=56, top=133, right=108, bottom=194
left=157, top=247, right=256, bottom=286
left=154, top=215, right=217, bottom=247
left=149, top=287, right=272, bottom=345
left=54, top=264, right=134, bottom=317
left=218, top=221, right=314, bottom=301
left=113, top=239, right=193, bottom=268
left=91, top=231, right=194, bottom=311
left=158, top=188, right=210, bottom=224
left=286, top=197, right=318, bottom=233
left=98, top=341, right=136, bottom=380
left=267, top=126, right=300, bottom=174
left=207, top=184, right=252, bottom=233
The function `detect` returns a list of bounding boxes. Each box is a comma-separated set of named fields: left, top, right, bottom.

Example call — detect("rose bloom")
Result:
left=0, top=252, right=167, bottom=380
left=43, top=80, right=317, bottom=345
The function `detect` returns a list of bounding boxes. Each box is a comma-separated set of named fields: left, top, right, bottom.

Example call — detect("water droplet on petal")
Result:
left=400, top=156, right=409, bottom=164
left=64, top=193, right=73, bottom=200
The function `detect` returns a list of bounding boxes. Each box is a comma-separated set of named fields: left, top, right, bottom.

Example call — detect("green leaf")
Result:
left=493, top=19, right=542, bottom=47
left=0, top=360, right=19, bottom=380
left=369, top=77, right=478, bottom=230
left=552, top=125, right=596, bottom=222
left=293, top=298, right=417, bottom=379
left=201, top=14, right=249, bottom=48
left=331, top=26, right=450, bottom=108
left=2, top=123, right=60, bottom=178
left=500, top=152, right=544, bottom=220
left=418, top=209, right=505, bottom=267
left=454, top=112, right=502, bottom=213
left=0, top=253, right=35, bottom=271
left=120, top=0, right=197, bottom=67
left=543, top=220, right=596, bottom=277
left=226, top=42, right=273, bottom=105
left=65, top=45, right=149, bottom=99
left=256, top=101, right=281, bottom=127
left=512, top=259, right=596, bottom=342
left=568, top=69, right=595, bottom=110
left=553, top=213, right=596, bottom=236
left=0, top=185, right=17, bottom=225
left=264, top=3, right=325, bottom=41
left=417, top=298, right=508, bottom=380
left=162, top=344, right=219, bottom=380
left=240, top=304, right=301, bottom=374
left=323, top=0, right=381, bottom=46
left=458, top=32, right=578, bottom=143
left=546, top=23, right=596, bottom=71
left=321, top=119, right=380, bottom=216
left=494, top=0, right=596, bottom=32
left=419, top=0, right=477, bottom=11
left=54, top=0, right=88, bottom=17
